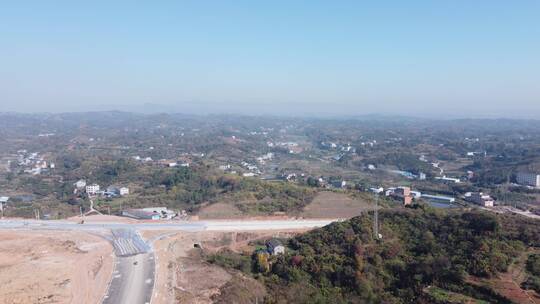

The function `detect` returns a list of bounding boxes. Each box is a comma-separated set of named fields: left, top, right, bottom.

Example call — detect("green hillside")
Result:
left=211, top=207, right=540, bottom=303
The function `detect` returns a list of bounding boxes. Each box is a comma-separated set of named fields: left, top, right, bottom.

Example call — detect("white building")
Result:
left=74, top=180, right=87, bottom=189
left=218, top=164, right=231, bottom=170
left=257, top=153, right=274, bottom=164
left=435, top=176, right=461, bottom=183
left=410, top=191, right=422, bottom=199
left=385, top=187, right=396, bottom=196
left=0, top=196, right=8, bottom=212
left=517, top=172, right=540, bottom=188
left=369, top=187, right=384, bottom=194
left=119, top=187, right=130, bottom=196
left=266, top=239, right=285, bottom=255
left=283, top=173, right=297, bottom=181
left=86, top=184, right=100, bottom=196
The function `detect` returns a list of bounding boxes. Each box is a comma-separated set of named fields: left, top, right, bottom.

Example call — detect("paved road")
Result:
left=111, top=229, right=151, bottom=256
left=0, top=218, right=337, bottom=304
left=103, top=229, right=154, bottom=304
left=0, top=219, right=336, bottom=231
left=102, top=253, right=155, bottom=304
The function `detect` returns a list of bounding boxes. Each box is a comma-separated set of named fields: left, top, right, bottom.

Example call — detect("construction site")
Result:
left=0, top=215, right=336, bottom=304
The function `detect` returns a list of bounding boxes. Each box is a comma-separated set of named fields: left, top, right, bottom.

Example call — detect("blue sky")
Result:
left=1, top=1, right=539, bottom=117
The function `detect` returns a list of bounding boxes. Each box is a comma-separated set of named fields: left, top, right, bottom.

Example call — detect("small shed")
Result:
left=266, top=239, right=285, bottom=255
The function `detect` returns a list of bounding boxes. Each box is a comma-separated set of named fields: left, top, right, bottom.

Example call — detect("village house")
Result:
left=74, top=179, right=86, bottom=189
left=393, top=186, right=413, bottom=205
left=119, top=187, right=130, bottom=196
left=266, top=239, right=285, bottom=255
left=85, top=184, right=100, bottom=196
left=466, top=192, right=495, bottom=207
left=0, top=196, right=9, bottom=213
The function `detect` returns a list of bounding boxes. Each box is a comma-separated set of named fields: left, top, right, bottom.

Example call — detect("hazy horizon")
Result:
left=4, top=105, right=540, bottom=121
left=1, top=1, right=539, bottom=118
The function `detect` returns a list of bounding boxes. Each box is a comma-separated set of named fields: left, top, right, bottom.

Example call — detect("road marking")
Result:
left=2, top=220, right=336, bottom=304
left=146, top=278, right=152, bottom=284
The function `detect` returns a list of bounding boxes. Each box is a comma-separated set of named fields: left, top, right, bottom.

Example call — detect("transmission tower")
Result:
left=373, top=194, right=380, bottom=239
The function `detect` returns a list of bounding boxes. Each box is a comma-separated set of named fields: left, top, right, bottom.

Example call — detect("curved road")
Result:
left=0, top=218, right=337, bottom=304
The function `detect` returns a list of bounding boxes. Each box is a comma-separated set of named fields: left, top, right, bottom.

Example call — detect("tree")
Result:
left=255, top=251, right=270, bottom=273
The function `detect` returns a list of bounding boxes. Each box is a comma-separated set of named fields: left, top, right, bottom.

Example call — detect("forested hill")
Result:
left=259, top=208, right=540, bottom=303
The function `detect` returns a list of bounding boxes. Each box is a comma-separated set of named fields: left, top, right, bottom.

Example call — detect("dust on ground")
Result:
left=301, top=191, right=373, bottom=218
left=148, top=230, right=300, bottom=304
left=0, top=230, right=113, bottom=304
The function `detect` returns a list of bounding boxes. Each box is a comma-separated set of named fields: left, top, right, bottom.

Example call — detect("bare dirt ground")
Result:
left=197, top=191, right=372, bottom=220
left=66, top=214, right=138, bottom=223
left=146, top=230, right=299, bottom=304
left=0, top=230, right=113, bottom=304
left=197, top=202, right=245, bottom=219
left=301, top=191, right=373, bottom=218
